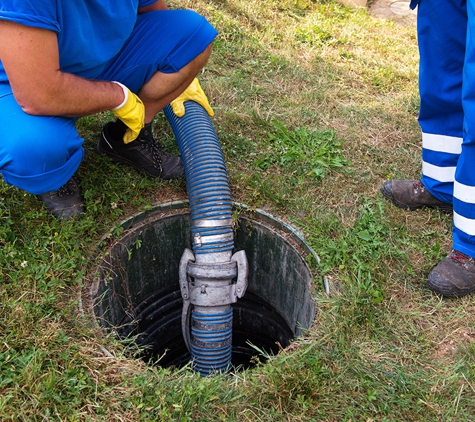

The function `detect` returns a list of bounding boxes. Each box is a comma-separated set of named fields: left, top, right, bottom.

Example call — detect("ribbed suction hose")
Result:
left=164, top=101, right=248, bottom=376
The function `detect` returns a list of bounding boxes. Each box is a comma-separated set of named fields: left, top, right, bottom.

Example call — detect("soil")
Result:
left=368, top=0, right=416, bottom=27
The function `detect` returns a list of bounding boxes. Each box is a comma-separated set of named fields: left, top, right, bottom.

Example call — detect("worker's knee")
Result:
left=1, top=117, right=81, bottom=173
left=0, top=93, right=84, bottom=194
left=98, top=10, right=218, bottom=93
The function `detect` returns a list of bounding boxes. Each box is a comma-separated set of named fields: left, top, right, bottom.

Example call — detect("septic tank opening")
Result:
left=86, top=202, right=318, bottom=371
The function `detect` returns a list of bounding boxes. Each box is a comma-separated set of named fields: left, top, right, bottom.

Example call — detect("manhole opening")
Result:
left=117, top=287, right=294, bottom=369
left=87, top=203, right=317, bottom=371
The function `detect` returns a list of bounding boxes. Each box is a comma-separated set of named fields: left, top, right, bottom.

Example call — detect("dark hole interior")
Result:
left=117, top=286, right=294, bottom=370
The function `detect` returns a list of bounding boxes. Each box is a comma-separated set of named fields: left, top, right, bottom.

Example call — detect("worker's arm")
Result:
left=138, top=0, right=168, bottom=13
left=0, top=21, right=124, bottom=117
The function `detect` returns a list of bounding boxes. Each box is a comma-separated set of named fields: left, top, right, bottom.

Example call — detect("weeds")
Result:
left=254, top=119, right=349, bottom=181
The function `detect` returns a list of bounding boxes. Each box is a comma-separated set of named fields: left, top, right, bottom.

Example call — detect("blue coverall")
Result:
left=0, top=1, right=217, bottom=194
left=413, top=0, right=475, bottom=257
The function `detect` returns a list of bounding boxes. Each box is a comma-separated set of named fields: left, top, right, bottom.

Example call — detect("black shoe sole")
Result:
left=37, top=178, right=85, bottom=219
left=426, top=273, right=475, bottom=298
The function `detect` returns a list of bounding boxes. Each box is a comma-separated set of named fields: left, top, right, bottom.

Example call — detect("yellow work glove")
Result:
left=111, top=81, right=145, bottom=144
left=170, top=78, right=214, bottom=117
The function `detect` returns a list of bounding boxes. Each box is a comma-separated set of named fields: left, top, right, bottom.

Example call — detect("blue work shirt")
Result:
left=0, top=0, right=157, bottom=82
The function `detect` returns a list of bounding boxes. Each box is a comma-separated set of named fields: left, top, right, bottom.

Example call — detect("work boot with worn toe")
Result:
left=381, top=180, right=452, bottom=213
left=37, top=176, right=84, bottom=219
left=98, top=120, right=184, bottom=180
left=427, top=250, right=475, bottom=297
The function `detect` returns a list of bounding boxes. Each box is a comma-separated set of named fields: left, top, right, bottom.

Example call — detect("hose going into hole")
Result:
left=164, top=101, right=248, bottom=376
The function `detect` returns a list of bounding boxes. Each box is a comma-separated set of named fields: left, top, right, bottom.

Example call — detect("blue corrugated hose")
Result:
left=164, top=101, right=234, bottom=375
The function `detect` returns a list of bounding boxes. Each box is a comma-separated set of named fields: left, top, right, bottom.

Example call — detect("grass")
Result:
left=1, top=0, right=475, bottom=420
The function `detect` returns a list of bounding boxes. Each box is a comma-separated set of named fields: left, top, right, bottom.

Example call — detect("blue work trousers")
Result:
left=415, top=0, right=475, bottom=257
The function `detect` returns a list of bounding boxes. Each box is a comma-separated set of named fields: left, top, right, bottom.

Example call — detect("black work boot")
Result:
left=427, top=250, right=475, bottom=297
left=37, top=176, right=84, bottom=219
left=98, top=120, right=184, bottom=180
left=381, top=180, right=452, bottom=213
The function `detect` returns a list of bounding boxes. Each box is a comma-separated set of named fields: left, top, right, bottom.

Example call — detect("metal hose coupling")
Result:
left=179, top=247, right=248, bottom=374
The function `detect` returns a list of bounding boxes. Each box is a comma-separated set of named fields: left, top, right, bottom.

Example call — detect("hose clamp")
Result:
left=179, top=248, right=249, bottom=351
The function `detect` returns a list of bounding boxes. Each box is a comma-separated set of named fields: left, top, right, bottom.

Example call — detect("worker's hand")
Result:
left=111, top=82, right=145, bottom=144
left=170, top=78, right=214, bottom=117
